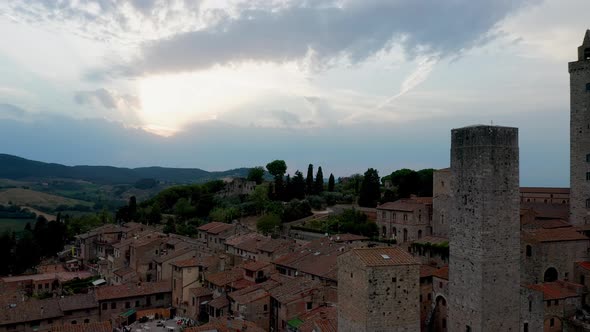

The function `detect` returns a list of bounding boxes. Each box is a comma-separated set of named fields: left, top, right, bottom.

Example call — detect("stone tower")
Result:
left=569, top=30, right=590, bottom=226
left=337, top=247, right=420, bottom=332
left=448, top=125, right=520, bottom=331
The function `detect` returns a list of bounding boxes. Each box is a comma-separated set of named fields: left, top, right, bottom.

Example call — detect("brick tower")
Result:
left=569, top=30, right=590, bottom=226
left=448, top=125, right=520, bottom=331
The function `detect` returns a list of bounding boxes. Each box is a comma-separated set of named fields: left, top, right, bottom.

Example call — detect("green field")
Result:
left=0, top=218, right=35, bottom=234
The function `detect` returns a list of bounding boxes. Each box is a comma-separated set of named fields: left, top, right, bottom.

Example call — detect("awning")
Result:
left=120, top=309, right=136, bottom=318
left=92, top=279, right=106, bottom=286
left=287, top=317, right=304, bottom=328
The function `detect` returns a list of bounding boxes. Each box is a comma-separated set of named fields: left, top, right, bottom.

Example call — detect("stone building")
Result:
left=95, top=281, right=172, bottom=321
left=520, top=187, right=570, bottom=205
left=525, top=281, right=585, bottom=331
left=376, top=196, right=433, bottom=243
left=521, top=227, right=589, bottom=284
left=432, top=168, right=452, bottom=237
left=448, top=125, right=521, bottom=331
left=337, top=247, right=420, bottom=332
left=570, top=29, right=590, bottom=226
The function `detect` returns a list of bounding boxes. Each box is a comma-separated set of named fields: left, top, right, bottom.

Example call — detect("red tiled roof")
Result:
left=520, top=187, right=570, bottom=194
left=350, top=247, right=420, bottom=266
left=225, top=233, right=262, bottom=247
left=96, top=281, right=171, bottom=301
left=296, top=306, right=337, bottom=332
left=420, top=265, right=439, bottom=278
left=50, top=321, right=112, bottom=332
left=432, top=266, right=449, bottom=280
left=206, top=268, right=244, bottom=287
left=521, top=202, right=569, bottom=220
left=190, top=287, right=213, bottom=298
left=270, top=277, right=321, bottom=304
left=412, top=236, right=449, bottom=246
left=0, top=298, right=63, bottom=325
left=522, top=228, right=588, bottom=243
left=242, top=260, right=271, bottom=271
left=536, top=219, right=571, bottom=229
left=526, top=281, right=584, bottom=300
left=578, top=261, right=590, bottom=272
left=377, top=197, right=432, bottom=211
left=208, top=295, right=230, bottom=309
left=58, top=293, right=97, bottom=311
left=229, top=288, right=269, bottom=304
left=113, top=266, right=136, bottom=277
left=331, top=234, right=369, bottom=242
left=198, top=222, right=233, bottom=234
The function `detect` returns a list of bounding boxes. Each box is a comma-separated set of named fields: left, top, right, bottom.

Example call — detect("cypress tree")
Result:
left=306, top=164, right=314, bottom=195
left=328, top=173, right=335, bottom=192
left=314, top=166, right=324, bottom=194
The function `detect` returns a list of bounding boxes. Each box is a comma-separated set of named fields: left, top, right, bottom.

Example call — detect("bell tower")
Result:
left=569, top=30, right=590, bottom=226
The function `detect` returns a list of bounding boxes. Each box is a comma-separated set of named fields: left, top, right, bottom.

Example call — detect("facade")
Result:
left=337, top=247, right=420, bottom=332
left=432, top=168, right=452, bottom=237
left=376, top=197, right=433, bottom=243
left=95, top=281, right=172, bottom=321
left=570, top=30, right=590, bottom=226
left=448, top=125, right=521, bottom=331
left=520, top=187, right=570, bottom=205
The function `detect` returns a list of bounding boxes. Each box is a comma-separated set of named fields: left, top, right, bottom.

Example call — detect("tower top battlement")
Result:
left=577, top=29, right=590, bottom=61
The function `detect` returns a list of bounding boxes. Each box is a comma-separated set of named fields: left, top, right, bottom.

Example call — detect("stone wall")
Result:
left=338, top=252, right=420, bottom=332
left=432, top=168, right=452, bottom=237
left=519, top=287, right=544, bottom=332
left=448, top=125, right=521, bottom=331
left=521, top=239, right=589, bottom=284
left=569, top=33, right=590, bottom=226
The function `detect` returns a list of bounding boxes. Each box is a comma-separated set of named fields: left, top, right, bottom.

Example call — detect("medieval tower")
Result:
left=569, top=30, right=590, bottom=226
left=448, top=125, right=520, bottom=331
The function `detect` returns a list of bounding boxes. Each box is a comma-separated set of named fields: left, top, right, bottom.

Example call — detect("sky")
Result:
left=0, top=0, right=588, bottom=186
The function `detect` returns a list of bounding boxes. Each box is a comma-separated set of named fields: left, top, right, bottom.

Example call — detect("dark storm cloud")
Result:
left=133, top=0, right=536, bottom=74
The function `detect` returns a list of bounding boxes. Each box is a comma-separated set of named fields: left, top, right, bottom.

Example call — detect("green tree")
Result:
left=250, top=185, right=270, bottom=214
left=306, top=164, right=314, bottom=195
left=174, top=198, right=196, bottom=221
left=266, top=160, right=287, bottom=200
left=256, top=213, right=281, bottom=236
left=314, top=166, right=324, bottom=194
left=328, top=173, right=335, bottom=192
left=129, top=196, right=137, bottom=221
left=247, top=166, right=266, bottom=185
left=291, top=171, right=306, bottom=199
left=358, top=168, right=380, bottom=208
left=147, top=203, right=162, bottom=224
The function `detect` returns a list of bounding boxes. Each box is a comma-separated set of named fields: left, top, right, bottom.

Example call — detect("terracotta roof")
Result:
left=521, top=202, right=569, bottom=220
left=242, top=260, right=271, bottom=271
left=172, top=257, right=200, bottom=268
left=208, top=295, right=230, bottom=309
left=231, top=279, right=256, bottom=290
left=96, top=281, right=171, bottom=301
left=198, top=222, right=234, bottom=234
left=185, top=318, right=265, bottom=332
left=526, top=281, right=584, bottom=300
left=130, top=233, right=166, bottom=248
left=154, top=247, right=196, bottom=264
left=522, top=228, right=588, bottom=243
left=377, top=197, right=432, bottom=211
left=273, top=238, right=351, bottom=279
left=229, top=288, right=269, bottom=304
left=206, top=268, right=244, bottom=287
left=50, top=321, right=112, bottom=332
left=432, top=266, right=449, bottom=280
left=536, top=219, right=571, bottom=229
left=294, top=306, right=337, bottom=332
left=58, top=293, right=97, bottom=311
left=331, top=234, right=369, bottom=242
left=76, top=224, right=121, bottom=240
left=350, top=247, right=420, bottom=266
left=270, top=278, right=321, bottom=304
left=190, top=287, right=213, bottom=298
left=0, top=298, right=63, bottom=325
left=113, top=266, right=136, bottom=277
left=520, top=187, right=570, bottom=194
left=420, top=265, right=439, bottom=278
left=1, top=271, right=93, bottom=284
left=578, top=261, right=590, bottom=271
left=225, top=233, right=262, bottom=247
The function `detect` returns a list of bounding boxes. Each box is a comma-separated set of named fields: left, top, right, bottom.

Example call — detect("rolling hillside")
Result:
left=0, top=188, right=91, bottom=209
left=0, top=154, right=251, bottom=185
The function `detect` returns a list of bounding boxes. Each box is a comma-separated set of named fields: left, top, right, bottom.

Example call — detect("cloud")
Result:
left=73, top=88, right=141, bottom=124
left=127, top=0, right=534, bottom=75
left=0, top=103, right=26, bottom=119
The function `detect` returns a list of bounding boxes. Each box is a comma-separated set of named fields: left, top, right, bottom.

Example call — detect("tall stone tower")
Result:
left=569, top=30, right=590, bottom=226
left=448, top=125, right=520, bottom=331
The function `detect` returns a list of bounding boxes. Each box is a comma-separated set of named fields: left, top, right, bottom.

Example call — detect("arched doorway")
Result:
left=544, top=267, right=558, bottom=282
left=403, top=229, right=408, bottom=242
left=432, top=295, right=448, bottom=332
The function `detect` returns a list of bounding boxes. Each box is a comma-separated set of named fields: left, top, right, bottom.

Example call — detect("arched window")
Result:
left=382, top=226, right=387, bottom=237
left=392, top=227, right=397, bottom=236
left=544, top=267, right=558, bottom=282
left=526, top=245, right=532, bottom=257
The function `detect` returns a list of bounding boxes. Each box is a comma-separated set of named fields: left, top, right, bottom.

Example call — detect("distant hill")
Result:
left=0, top=188, right=90, bottom=209
left=0, top=154, right=252, bottom=185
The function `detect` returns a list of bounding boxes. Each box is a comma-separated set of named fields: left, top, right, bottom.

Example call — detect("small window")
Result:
left=586, top=172, right=590, bottom=181
left=550, top=318, right=555, bottom=327
left=71, top=320, right=77, bottom=325
left=529, top=300, right=532, bottom=312
left=547, top=301, right=552, bottom=307
left=466, top=326, right=471, bottom=332
left=392, top=277, right=397, bottom=282
left=443, top=319, right=447, bottom=328
left=306, top=302, right=312, bottom=310
left=524, top=323, right=529, bottom=332
left=554, top=299, right=559, bottom=305
left=125, top=302, right=130, bottom=309
left=84, top=319, right=89, bottom=324
left=135, top=300, right=140, bottom=307
left=526, top=245, right=532, bottom=257
left=587, top=154, right=590, bottom=162
left=586, top=83, right=590, bottom=91
left=111, top=302, right=116, bottom=309
left=586, top=199, right=590, bottom=208
left=101, top=303, right=107, bottom=310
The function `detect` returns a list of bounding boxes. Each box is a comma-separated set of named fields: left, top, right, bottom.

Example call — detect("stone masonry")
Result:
left=569, top=29, right=590, bottom=226
left=432, top=168, right=452, bottom=237
left=338, top=247, right=420, bottom=332
left=448, top=125, right=521, bottom=331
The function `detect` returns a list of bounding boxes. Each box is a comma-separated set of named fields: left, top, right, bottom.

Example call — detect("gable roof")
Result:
left=526, top=281, right=584, bottom=300
left=96, top=281, right=171, bottom=301
left=58, top=293, right=97, bottom=311
left=349, top=247, right=420, bottom=266
left=522, top=228, right=588, bottom=243
left=50, top=321, right=112, bottom=332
